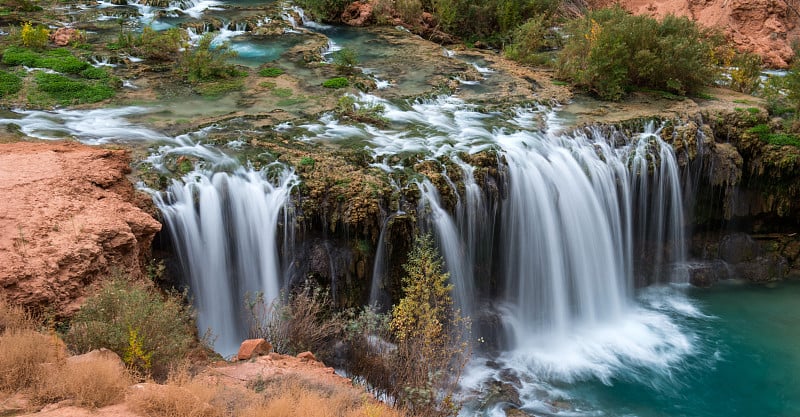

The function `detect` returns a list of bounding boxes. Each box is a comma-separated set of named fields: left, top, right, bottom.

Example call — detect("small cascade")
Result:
left=418, top=179, right=476, bottom=319
left=154, top=167, right=298, bottom=357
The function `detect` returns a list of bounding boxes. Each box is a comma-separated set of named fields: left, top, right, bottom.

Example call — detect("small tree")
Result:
left=390, top=233, right=469, bottom=416
left=332, top=47, right=358, bottom=74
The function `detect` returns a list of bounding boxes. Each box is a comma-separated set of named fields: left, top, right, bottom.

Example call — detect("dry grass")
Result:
left=240, top=375, right=407, bottom=417
left=0, top=330, right=63, bottom=392
left=127, top=366, right=225, bottom=417
left=0, top=297, right=35, bottom=333
left=33, top=354, right=132, bottom=408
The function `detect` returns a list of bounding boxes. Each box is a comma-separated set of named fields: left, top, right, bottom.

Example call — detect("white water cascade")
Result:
left=301, top=95, right=691, bottom=387
left=154, top=167, right=297, bottom=357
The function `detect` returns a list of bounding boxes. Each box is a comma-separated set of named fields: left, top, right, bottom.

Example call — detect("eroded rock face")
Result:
left=588, top=0, right=800, bottom=67
left=0, top=141, right=160, bottom=316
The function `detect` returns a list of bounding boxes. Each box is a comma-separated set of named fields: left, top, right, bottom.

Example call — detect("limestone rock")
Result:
left=237, top=338, right=272, bottom=360
left=66, top=348, right=125, bottom=371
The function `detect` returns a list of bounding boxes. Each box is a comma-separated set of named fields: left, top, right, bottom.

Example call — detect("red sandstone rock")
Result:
left=49, top=28, right=82, bottom=47
left=0, top=141, right=161, bottom=317
left=297, top=351, right=317, bottom=362
left=588, top=0, right=800, bottom=68
left=341, top=1, right=374, bottom=26
left=236, top=338, right=272, bottom=360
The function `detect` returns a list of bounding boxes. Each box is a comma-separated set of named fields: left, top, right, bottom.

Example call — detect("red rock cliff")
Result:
left=588, top=0, right=800, bottom=68
left=0, top=141, right=161, bottom=316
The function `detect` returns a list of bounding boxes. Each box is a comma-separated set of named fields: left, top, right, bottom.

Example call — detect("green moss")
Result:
left=747, top=124, right=800, bottom=147
left=271, top=87, right=293, bottom=98
left=300, top=156, right=315, bottom=167
left=80, top=66, right=109, bottom=79
left=34, top=72, right=115, bottom=105
left=0, top=71, right=22, bottom=97
left=322, top=77, right=348, bottom=89
left=2, top=47, right=89, bottom=74
left=258, top=67, right=284, bottom=77
left=194, top=78, right=244, bottom=97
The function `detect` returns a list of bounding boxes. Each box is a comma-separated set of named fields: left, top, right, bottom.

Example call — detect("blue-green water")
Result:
left=464, top=281, right=800, bottom=417
left=567, top=282, right=800, bottom=417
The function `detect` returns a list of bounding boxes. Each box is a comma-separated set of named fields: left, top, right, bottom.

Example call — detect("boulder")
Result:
left=237, top=338, right=272, bottom=361
left=719, top=233, right=761, bottom=264
left=341, top=1, right=373, bottom=27
left=50, top=28, right=82, bottom=47
left=66, top=348, right=125, bottom=371
left=297, top=351, right=317, bottom=362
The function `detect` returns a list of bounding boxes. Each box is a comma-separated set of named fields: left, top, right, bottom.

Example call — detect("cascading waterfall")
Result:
left=301, top=95, right=691, bottom=390
left=154, top=167, right=297, bottom=357
left=418, top=179, right=477, bottom=319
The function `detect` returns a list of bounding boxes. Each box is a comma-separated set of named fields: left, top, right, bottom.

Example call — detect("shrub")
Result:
left=182, top=34, right=240, bottom=83
left=728, top=51, right=762, bottom=94
left=64, top=279, right=195, bottom=379
left=292, top=0, right=351, bottom=22
left=258, top=67, right=284, bottom=77
left=20, top=22, right=48, bottom=50
left=34, top=72, right=115, bottom=105
left=332, top=47, right=358, bottom=74
left=247, top=284, right=343, bottom=362
left=556, top=7, right=723, bottom=100
left=240, top=374, right=407, bottom=417
left=0, top=330, right=64, bottom=392
left=128, top=380, right=223, bottom=417
left=389, top=234, right=469, bottom=415
left=505, top=14, right=560, bottom=65
left=128, top=27, right=185, bottom=61
left=0, top=297, right=33, bottom=333
left=33, top=354, right=131, bottom=408
left=323, top=76, right=349, bottom=89
left=431, top=0, right=559, bottom=46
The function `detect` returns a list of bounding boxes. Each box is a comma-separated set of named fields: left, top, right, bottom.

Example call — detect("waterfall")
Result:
left=154, top=167, right=297, bottom=357
left=418, top=179, right=476, bottom=319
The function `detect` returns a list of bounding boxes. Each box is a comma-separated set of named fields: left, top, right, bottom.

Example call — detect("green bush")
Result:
left=132, top=27, right=185, bottom=61
left=728, top=52, right=762, bottom=94
left=332, top=47, right=358, bottom=74
left=556, top=7, right=723, bottom=100
left=2, top=47, right=89, bottom=74
left=431, top=0, right=559, bottom=46
left=20, top=22, right=48, bottom=50
left=258, top=67, right=284, bottom=77
left=0, top=71, right=22, bottom=98
left=322, top=76, right=348, bottom=89
left=64, top=279, right=195, bottom=379
left=34, top=72, right=115, bottom=105
left=182, top=34, right=240, bottom=83
left=505, top=14, right=560, bottom=65
left=292, top=0, right=351, bottom=22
